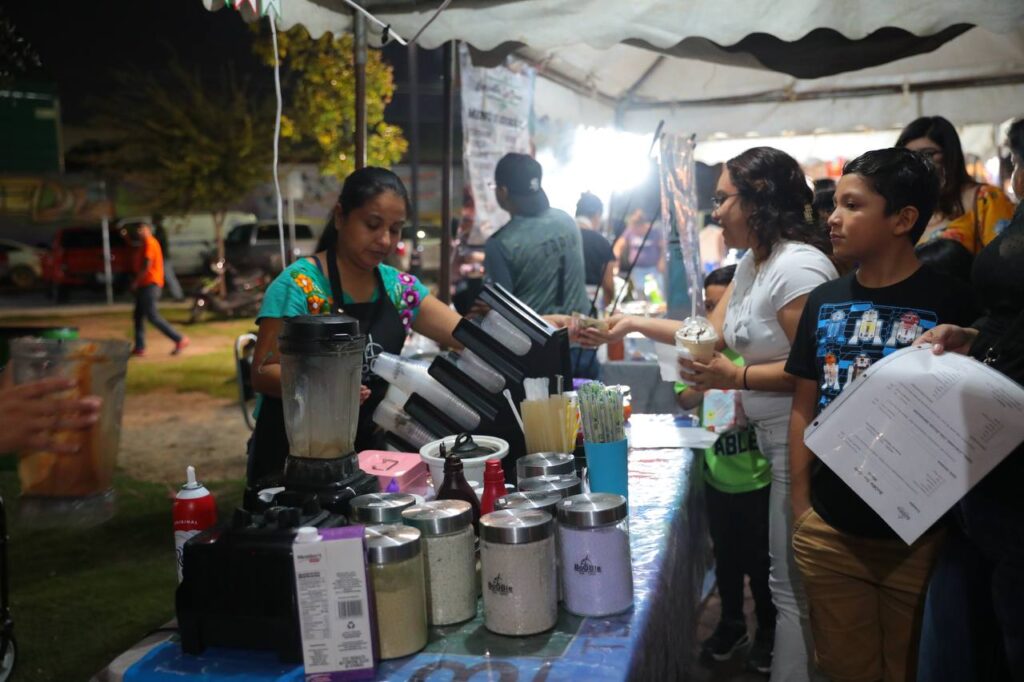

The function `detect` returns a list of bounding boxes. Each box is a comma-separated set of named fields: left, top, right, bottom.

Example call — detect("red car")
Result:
left=41, top=225, right=137, bottom=301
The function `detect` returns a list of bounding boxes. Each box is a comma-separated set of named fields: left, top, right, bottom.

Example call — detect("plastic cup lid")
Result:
left=401, top=500, right=473, bottom=536
left=365, top=524, right=421, bottom=563
left=479, top=509, right=553, bottom=544
left=557, top=493, right=628, bottom=528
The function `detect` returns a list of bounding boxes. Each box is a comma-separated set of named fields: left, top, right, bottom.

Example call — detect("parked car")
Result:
left=222, top=221, right=318, bottom=273
left=41, top=225, right=136, bottom=301
left=117, top=212, right=257, bottom=276
left=0, top=238, right=44, bottom=289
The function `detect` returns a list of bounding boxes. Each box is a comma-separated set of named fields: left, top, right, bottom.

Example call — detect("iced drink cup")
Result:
left=675, top=316, right=718, bottom=365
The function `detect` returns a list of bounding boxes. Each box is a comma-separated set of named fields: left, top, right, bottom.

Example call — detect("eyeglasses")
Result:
left=710, top=193, right=739, bottom=210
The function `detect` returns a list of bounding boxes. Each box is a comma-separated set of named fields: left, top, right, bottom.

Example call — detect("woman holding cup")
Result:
left=583, top=147, right=837, bottom=680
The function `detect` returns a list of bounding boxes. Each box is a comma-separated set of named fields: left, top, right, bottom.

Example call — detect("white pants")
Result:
left=753, top=412, right=821, bottom=682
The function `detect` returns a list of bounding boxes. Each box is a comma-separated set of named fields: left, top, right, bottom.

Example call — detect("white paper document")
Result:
left=805, top=346, right=1024, bottom=544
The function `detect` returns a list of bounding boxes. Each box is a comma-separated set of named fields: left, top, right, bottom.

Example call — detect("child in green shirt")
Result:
left=676, top=265, right=775, bottom=674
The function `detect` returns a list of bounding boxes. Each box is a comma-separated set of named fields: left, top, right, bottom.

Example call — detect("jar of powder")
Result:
left=516, top=452, right=575, bottom=481
left=402, top=500, right=477, bottom=626
left=350, top=493, right=416, bottom=525
left=495, top=491, right=565, bottom=600
left=364, top=524, right=428, bottom=659
left=479, top=509, right=557, bottom=636
left=517, top=473, right=582, bottom=498
left=557, top=493, right=633, bottom=617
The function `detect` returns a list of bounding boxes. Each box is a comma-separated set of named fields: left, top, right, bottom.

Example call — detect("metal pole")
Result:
left=407, top=42, right=422, bottom=278
left=287, top=196, right=297, bottom=265
left=439, top=41, right=456, bottom=304
left=100, top=181, right=113, bottom=305
left=354, top=13, right=368, bottom=170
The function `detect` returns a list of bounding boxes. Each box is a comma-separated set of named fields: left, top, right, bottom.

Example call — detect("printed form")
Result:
left=805, top=345, right=1024, bottom=544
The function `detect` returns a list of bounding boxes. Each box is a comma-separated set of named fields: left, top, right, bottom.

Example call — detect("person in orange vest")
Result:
left=132, top=223, right=188, bottom=357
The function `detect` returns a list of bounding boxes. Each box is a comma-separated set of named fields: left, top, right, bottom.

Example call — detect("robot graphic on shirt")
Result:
left=846, top=354, right=872, bottom=386
left=822, top=352, right=841, bottom=392
left=886, top=311, right=922, bottom=347
left=846, top=308, right=884, bottom=346
left=821, top=309, right=847, bottom=343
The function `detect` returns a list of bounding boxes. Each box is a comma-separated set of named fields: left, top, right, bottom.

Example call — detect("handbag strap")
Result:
left=971, top=185, right=983, bottom=253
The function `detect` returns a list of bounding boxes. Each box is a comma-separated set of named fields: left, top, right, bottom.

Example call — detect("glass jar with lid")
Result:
left=479, top=509, right=557, bottom=636
left=495, top=491, right=566, bottom=601
left=350, top=493, right=416, bottom=525
left=402, top=500, right=477, bottom=625
left=364, top=524, right=428, bottom=659
left=516, top=452, right=575, bottom=481
left=557, top=493, right=633, bottom=617
left=517, top=473, right=582, bottom=498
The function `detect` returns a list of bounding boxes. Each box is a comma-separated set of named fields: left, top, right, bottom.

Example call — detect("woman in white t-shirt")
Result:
left=587, top=147, right=837, bottom=680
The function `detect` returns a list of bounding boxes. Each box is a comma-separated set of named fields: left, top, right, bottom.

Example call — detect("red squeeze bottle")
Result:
left=173, top=465, right=217, bottom=583
left=480, top=460, right=506, bottom=515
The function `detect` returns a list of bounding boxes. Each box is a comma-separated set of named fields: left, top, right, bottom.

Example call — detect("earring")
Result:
left=804, top=203, right=815, bottom=224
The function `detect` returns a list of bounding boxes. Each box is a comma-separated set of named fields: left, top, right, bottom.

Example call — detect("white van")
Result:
left=117, top=212, right=257, bottom=275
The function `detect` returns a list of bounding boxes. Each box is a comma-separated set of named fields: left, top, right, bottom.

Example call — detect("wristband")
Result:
left=742, top=366, right=750, bottom=391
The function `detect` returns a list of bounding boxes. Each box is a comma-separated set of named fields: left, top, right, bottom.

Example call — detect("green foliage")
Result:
left=253, top=26, right=407, bottom=179
left=94, top=62, right=272, bottom=217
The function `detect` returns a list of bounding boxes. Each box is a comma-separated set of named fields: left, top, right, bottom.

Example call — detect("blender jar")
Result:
left=10, top=337, right=131, bottom=526
left=278, top=315, right=366, bottom=459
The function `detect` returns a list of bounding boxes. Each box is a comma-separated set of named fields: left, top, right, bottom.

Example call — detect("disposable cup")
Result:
left=584, top=439, right=628, bottom=499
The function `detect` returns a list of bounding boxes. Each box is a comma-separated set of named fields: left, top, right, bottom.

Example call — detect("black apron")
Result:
left=247, top=249, right=407, bottom=486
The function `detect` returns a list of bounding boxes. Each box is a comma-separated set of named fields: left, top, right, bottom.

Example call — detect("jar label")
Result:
left=573, top=554, right=603, bottom=576
left=487, top=573, right=515, bottom=596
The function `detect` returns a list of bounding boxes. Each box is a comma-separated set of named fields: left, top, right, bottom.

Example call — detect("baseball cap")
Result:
left=494, top=153, right=549, bottom=215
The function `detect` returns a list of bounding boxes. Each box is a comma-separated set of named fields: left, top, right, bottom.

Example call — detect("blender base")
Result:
left=247, top=454, right=380, bottom=516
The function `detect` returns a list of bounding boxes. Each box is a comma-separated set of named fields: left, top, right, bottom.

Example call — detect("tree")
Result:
left=253, top=26, right=407, bottom=179
left=94, top=62, right=272, bottom=295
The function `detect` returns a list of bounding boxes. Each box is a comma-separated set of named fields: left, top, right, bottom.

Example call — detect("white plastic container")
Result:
left=372, top=353, right=480, bottom=430
left=419, top=435, right=509, bottom=488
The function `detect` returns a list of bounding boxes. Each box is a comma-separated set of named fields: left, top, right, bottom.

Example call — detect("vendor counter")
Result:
left=96, top=414, right=708, bottom=682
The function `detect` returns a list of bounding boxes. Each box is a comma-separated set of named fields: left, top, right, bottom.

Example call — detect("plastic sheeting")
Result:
left=107, top=414, right=709, bottom=682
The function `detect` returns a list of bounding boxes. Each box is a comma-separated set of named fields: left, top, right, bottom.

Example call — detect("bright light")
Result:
left=416, top=230, right=426, bottom=239
left=536, top=126, right=651, bottom=220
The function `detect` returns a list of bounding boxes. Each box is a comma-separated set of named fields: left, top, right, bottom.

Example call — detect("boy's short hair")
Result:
left=704, top=264, right=737, bottom=289
left=842, top=147, right=940, bottom=244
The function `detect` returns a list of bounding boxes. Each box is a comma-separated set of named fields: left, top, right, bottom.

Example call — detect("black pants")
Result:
left=133, top=284, right=181, bottom=351
left=706, top=482, right=775, bottom=631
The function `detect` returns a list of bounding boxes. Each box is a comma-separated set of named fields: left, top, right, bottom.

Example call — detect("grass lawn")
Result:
left=1, top=308, right=253, bottom=680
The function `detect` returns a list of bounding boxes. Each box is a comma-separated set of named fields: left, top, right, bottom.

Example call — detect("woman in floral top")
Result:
left=247, top=167, right=463, bottom=481
left=897, top=116, right=1016, bottom=254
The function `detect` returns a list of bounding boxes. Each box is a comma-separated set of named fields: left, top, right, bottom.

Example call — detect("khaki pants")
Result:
left=792, top=509, right=944, bottom=682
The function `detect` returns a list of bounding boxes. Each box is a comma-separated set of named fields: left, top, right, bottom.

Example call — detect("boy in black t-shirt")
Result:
left=785, top=148, right=975, bottom=682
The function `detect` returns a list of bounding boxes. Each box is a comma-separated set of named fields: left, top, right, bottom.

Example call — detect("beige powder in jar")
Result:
left=422, top=526, right=477, bottom=625
left=480, top=534, right=557, bottom=636
left=366, top=526, right=428, bottom=660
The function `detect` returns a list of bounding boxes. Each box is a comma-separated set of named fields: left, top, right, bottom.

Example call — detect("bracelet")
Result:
left=742, top=366, right=750, bottom=391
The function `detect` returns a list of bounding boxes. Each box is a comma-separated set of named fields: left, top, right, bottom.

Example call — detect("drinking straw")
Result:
left=503, top=389, right=525, bottom=435
left=577, top=382, right=625, bottom=444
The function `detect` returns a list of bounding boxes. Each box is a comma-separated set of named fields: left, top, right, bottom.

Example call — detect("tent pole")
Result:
left=439, top=40, right=456, bottom=304
left=354, top=13, right=368, bottom=170
left=408, top=42, right=422, bottom=278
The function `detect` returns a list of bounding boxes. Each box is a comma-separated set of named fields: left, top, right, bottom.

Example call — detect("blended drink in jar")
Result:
left=675, top=316, right=718, bottom=365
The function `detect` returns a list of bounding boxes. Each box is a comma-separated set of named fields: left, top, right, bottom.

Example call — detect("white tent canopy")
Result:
left=210, top=0, right=1024, bottom=139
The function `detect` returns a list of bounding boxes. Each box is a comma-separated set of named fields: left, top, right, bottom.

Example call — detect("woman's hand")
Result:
left=679, top=352, right=743, bottom=391
left=914, top=324, right=978, bottom=355
left=0, top=375, right=102, bottom=454
left=359, top=385, right=371, bottom=405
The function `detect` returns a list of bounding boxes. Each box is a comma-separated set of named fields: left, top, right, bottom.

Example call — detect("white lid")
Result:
left=294, top=527, right=321, bottom=544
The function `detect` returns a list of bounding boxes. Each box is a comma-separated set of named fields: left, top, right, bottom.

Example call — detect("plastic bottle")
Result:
left=435, top=454, right=481, bottom=533
left=479, top=460, right=506, bottom=515
left=173, top=465, right=217, bottom=582
left=643, top=273, right=664, bottom=304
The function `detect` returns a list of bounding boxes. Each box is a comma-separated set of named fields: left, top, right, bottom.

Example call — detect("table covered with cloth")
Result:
left=95, top=414, right=708, bottom=682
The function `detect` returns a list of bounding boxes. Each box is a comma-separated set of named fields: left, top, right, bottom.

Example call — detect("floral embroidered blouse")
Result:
left=257, top=258, right=430, bottom=332
left=925, top=184, right=1016, bottom=254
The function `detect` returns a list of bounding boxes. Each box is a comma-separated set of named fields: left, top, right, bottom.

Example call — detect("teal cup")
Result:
left=584, top=438, right=629, bottom=499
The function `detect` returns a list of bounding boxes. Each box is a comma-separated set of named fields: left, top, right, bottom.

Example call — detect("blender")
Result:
left=277, top=314, right=379, bottom=513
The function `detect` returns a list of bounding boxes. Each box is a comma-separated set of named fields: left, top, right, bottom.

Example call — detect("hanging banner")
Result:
left=459, top=43, right=535, bottom=243
left=658, top=134, right=704, bottom=318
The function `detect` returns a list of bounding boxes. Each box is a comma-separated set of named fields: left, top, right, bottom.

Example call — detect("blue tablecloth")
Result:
left=114, top=414, right=707, bottom=682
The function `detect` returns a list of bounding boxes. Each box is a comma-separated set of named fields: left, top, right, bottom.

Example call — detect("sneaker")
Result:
left=746, top=627, right=775, bottom=675
left=172, top=337, right=190, bottom=355
left=700, top=620, right=749, bottom=662
left=131, top=348, right=146, bottom=357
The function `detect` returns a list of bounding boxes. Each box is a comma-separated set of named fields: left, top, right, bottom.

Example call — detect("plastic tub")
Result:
left=420, top=435, right=509, bottom=489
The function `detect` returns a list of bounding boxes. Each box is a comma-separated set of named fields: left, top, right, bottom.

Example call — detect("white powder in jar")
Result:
left=422, top=525, right=477, bottom=625
left=480, top=536, right=557, bottom=636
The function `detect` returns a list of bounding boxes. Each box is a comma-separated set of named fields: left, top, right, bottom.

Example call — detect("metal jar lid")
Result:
left=349, top=493, right=417, bottom=524
left=479, top=509, right=553, bottom=545
left=401, top=500, right=473, bottom=536
left=517, top=473, right=582, bottom=498
left=557, top=493, right=628, bottom=529
left=494, top=491, right=563, bottom=518
left=365, top=524, right=421, bottom=564
left=516, top=452, right=575, bottom=479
